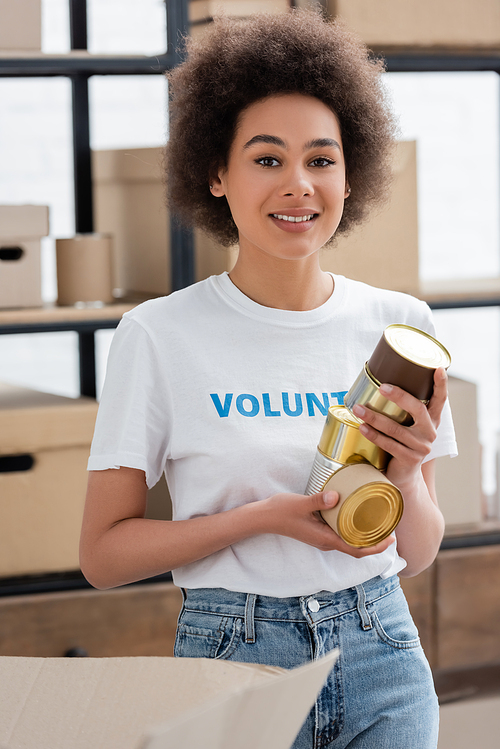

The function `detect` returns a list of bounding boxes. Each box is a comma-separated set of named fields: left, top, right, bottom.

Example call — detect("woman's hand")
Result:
left=260, top=489, right=394, bottom=557
left=351, top=367, right=448, bottom=492
left=350, top=367, right=448, bottom=576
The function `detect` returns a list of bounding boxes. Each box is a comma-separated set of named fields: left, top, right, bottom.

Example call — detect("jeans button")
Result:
left=308, top=598, right=320, bottom=613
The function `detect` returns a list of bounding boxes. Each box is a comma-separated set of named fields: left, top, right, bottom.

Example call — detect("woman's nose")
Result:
left=279, top=166, right=314, bottom=197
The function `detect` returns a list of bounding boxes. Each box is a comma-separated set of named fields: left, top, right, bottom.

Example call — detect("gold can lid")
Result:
left=329, top=405, right=363, bottom=428
left=384, top=324, right=451, bottom=370
left=337, top=482, right=404, bottom=548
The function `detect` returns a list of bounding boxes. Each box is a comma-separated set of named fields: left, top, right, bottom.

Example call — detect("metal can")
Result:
left=317, top=406, right=389, bottom=471
left=320, top=463, right=404, bottom=548
left=344, top=362, right=413, bottom=425
left=368, top=324, right=451, bottom=401
left=305, top=451, right=344, bottom=496
left=304, top=405, right=389, bottom=496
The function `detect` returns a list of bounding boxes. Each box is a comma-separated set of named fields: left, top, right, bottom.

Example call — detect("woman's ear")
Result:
left=344, top=182, right=351, bottom=199
left=209, top=173, right=225, bottom=197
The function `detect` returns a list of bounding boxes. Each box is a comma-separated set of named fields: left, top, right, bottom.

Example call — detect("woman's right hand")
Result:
left=260, top=490, right=394, bottom=558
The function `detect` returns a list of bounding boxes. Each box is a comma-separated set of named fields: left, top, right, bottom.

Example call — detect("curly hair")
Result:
left=166, top=9, right=397, bottom=247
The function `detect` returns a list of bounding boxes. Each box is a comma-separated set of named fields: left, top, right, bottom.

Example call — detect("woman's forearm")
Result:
left=392, top=465, right=445, bottom=577
left=80, top=500, right=265, bottom=590
left=80, top=468, right=393, bottom=590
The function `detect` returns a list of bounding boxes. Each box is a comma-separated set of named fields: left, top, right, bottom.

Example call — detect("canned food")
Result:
left=305, top=451, right=343, bottom=496
left=344, top=363, right=413, bottom=425
left=320, top=463, right=404, bottom=547
left=368, top=324, right=451, bottom=401
left=317, top=406, right=388, bottom=472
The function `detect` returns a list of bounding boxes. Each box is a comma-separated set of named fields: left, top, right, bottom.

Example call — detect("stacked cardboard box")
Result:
left=326, top=0, right=500, bottom=49
left=321, top=140, right=419, bottom=295
left=189, top=0, right=290, bottom=36
left=92, top=147, right=237, bottom=299
left=0, top=382, right=98, bottom=577
left=0, top=0, right=41, bottom=51
left=0, top=205, right=48, bottom=309
left=435, top=376, right=483, bottom=526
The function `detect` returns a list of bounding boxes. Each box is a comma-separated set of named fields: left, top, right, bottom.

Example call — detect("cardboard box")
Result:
left=190, top=0, right=290, bottom=27
left=435, top=376, right=483, bottom=526
left=327, top=0, right=500, bottom=49
left=321, top=141, right=419, bottom=295
left=56, top=234, right=114, bottom=306
left=92, top=147, right=237, bottom=298
left=0, top=382, right=98, bottom=577
left=0, top=650, right=338, bottom=749
left=0, top=0, right=41, bottom=51
left=0, top=205, right=49, bottom=309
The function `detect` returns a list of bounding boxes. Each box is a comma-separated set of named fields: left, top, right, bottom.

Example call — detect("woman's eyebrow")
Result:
left=242, top=135, right=341, bottom=151
left=304, top=138, right=341, bottom=150
left=243, top=134, right=286, bottom=149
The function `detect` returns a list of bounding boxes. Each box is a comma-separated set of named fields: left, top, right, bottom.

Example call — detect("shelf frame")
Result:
left=383, top=50, right=500, bottom=74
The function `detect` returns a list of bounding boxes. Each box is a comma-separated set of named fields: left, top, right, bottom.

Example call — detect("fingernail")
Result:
left=353, top=404, right=365, bottom=418
left=324, top=492, right=336, bottom=506
left=379, top=383, right=393, bottom=395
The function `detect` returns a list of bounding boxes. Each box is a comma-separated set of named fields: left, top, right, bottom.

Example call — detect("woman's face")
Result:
left=212, top=93, right=350, bottom=264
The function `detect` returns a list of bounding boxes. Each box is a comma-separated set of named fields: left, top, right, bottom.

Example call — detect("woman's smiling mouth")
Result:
left=269, top=212, right=319, bottom=231
left=270, top=213, right=316, bottom=222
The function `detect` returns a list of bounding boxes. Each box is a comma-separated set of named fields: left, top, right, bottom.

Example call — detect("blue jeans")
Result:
left=174, top=575, right=439, bottom=748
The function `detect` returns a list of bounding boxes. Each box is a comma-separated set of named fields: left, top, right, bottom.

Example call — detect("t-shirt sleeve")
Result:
left=87, top=315, right=172, bottom=488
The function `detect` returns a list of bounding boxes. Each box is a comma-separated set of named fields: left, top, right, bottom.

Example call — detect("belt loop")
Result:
left=244, top=593, right=257, bottom=643
left=355, top=584, right=372, bottom=631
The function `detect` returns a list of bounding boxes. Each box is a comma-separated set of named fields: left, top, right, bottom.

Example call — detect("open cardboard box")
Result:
left=0, top=650, right=338, bottom=749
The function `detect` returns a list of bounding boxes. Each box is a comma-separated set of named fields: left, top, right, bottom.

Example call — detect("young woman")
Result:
left=80, top=10, right=457, bottom=748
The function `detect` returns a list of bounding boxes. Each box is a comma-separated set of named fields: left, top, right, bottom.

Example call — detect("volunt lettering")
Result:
left=210, top=391, right=347, bottom=418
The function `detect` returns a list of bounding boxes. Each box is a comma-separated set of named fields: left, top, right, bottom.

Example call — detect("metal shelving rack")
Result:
left=0, top=0, right=193, bottom=398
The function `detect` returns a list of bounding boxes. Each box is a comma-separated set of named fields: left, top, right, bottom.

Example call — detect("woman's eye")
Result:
left=309, top=157, right=335, bottom=167
left=256, top=156, right=280, bottom=167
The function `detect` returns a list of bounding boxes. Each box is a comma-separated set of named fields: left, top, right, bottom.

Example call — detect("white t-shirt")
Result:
left=88, top=273, right=457, bottom=596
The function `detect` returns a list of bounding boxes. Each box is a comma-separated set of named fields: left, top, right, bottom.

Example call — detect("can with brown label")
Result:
left=368, top=324, right=451, bottom=401
left=344, top=324, right=451, bottom=422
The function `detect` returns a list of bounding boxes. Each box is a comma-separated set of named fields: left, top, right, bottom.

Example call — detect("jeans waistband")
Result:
left=181, top=575, right=400, bottom=642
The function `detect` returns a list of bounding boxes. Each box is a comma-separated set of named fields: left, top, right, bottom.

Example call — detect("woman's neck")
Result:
left=228, top=252, right=334, bottom=311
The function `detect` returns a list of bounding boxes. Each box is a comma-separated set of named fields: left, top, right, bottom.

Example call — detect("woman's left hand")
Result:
left=351, top=367, right=448, bottom=576
left=351, top=367, right=448, bottom=492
